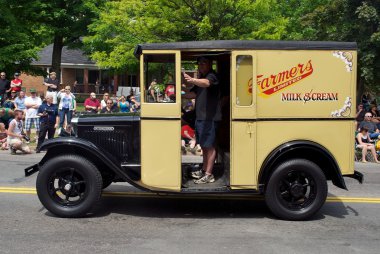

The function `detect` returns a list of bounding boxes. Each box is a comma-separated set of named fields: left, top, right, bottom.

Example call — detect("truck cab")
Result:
left=26, top=40, right=363, bottom=220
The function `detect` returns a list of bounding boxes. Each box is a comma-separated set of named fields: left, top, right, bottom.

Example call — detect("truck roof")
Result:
left=134, top=40, right=357, bottom=58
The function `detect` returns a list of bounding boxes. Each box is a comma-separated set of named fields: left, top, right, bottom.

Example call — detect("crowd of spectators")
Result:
left=355, top=93, right=380, bottom=163
left=0, top=70, right=141, bottom=155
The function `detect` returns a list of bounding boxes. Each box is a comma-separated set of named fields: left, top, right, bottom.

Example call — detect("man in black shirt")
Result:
left=184, top=56, right=221, bottom=184
left=36, top=95, right=59, bottom=152
left=44, top=72, right=59, bottom=104
left=0, top=72, right=11, bottom=107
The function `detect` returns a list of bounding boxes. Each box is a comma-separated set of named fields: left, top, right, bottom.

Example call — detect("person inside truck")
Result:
left=183, top=56, right=222, bottom=184
left=359, top=112, right=380, bottom=139
left=356, top=127, right=380, bottom=163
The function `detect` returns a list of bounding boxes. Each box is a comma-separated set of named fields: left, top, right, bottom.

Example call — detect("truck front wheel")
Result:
left=36, top=155, right=103, bottom=218
left=265, top=159, right=328, bottom=220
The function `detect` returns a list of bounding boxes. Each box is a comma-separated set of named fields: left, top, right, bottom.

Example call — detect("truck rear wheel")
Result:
left=36, top=155, right=102, bottom=218
left=265, top=159, right=327, bottom=220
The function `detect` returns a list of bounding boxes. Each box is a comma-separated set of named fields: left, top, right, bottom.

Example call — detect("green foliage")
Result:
left=83, top=0, right=288, bottom=72
left=283, top=0, right=380, bottom=93
left=0, top=0, right=50, bottom=74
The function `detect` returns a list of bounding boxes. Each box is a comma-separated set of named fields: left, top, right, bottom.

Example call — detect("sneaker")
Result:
left=191, top=169, right=205, bottom=179
left=10, top=147, right=16, bottom=155
left=194, top=174, right=215, bottom=184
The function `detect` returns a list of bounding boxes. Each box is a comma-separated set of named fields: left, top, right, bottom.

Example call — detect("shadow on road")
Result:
left=44, top=192, right=358, bottom=220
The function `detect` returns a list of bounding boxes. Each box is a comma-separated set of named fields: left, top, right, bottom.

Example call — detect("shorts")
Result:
left=25, top=118, right=40, bottom=131
left=195, top=120, right=218, bottom=148
left=8, top=138, right=30, bottom=151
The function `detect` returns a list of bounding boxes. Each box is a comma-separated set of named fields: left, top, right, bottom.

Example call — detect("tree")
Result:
left=83, top=0, right=288, bottom=72
left=38, top=0, right=103, bottom=77
left=282, top=0, right=380, bottom=96
left=0, top=0, right=49, bottom=75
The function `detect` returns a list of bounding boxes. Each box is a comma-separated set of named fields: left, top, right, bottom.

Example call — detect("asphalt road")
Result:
left=1, top=151, right=380, bottom=254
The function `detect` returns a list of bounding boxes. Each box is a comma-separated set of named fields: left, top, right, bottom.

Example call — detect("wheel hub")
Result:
left=64, top=183, right=72, bottom=191
left=290, top=183, right=304, bottom=198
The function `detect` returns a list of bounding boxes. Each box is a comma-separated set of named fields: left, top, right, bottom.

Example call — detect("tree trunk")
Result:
left=51, top=34, right=64, bottom=82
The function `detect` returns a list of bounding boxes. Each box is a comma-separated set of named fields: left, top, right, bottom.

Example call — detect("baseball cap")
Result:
left=11, top=89, right=17, bottom=93
left=14, top=72, right=20, bottom=76
left=30, top=88, right=37, bottom=93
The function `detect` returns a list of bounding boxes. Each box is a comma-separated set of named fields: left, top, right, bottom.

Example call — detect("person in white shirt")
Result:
left=7, top=109, right=31, bottom=154
left=24, top=88, right=42, bottom=142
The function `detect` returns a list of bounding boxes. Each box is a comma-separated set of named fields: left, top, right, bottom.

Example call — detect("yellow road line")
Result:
left=1, top=187, right=380, bottom=203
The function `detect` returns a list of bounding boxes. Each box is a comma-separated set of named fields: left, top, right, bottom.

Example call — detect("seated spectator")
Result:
left=127, top=95, right=140, bottom=112
left=6, top=109, right=31, bottom=154
left=14, top=90, right=27, bottom=112
left=101, top=99, right=119, bottom=114
left=163, top=84, right=175, bottom=102
left=369, top=105, right=380, bottom=124
left=181, top=124, right=196, bottom=150
left=118, top=95, right=130, bottom=113
left=356, top=127, right=380, bottom=163
left=57, top=86, right=75, bottom=128
left=0, top=108, right=14, bottom=129
left=3, top=91, right=17, bottom=109
left=359, top=112, right=380, bottom=139
left=0, top=122, right=8, bottom=150
left=100, top=93, right=110, bottom=109
left=148, top=79, right=159, bottom=102
left=84, top=93, right=101, bottom=113
left=355, top=103, right=366, bottom=129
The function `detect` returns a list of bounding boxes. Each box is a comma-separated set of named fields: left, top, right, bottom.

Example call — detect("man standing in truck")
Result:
left=184, top=56, right=221, bottom=184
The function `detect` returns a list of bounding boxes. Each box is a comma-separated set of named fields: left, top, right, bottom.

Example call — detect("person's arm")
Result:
left=84, top=99, right=92, bottom=110
left=72, top=100, right=76, bottom=111
left=70, top=93, right=75, bottom=99
left=355, top=109, right=363, bottom=118
left=57, top=90, right=63, bottom=98
left=14, top=99, right=19, bottom=109
left=183, top=130, right=194, bottom=140
left=184, top=73, right=210, bottom=88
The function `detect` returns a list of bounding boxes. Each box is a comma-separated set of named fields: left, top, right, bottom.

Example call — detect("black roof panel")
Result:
left=134, top=40, right=357, bottom=58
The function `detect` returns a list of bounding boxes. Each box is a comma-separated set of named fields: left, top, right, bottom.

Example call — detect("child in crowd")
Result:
left=0, top=123, right=8, bottom=150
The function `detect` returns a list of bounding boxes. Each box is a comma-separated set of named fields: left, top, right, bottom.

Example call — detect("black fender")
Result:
left=258, top=140, right=347, bottom=192
left=25, top=137, right=149, bottom=191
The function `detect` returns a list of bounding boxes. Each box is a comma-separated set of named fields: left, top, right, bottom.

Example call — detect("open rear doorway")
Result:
left=180, top=52, right=231, bottom=191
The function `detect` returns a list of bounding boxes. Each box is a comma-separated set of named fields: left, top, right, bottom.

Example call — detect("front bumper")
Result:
left=25, top=164, right=39, bottom=177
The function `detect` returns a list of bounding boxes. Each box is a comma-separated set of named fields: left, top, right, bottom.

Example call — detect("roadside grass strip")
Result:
left=1, top=187, right=380, bottom=203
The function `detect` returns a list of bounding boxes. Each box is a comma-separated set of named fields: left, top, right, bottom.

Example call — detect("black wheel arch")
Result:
left=258, top=140, right=347, bottom=192
left=37, top=137, right=147, bottom=191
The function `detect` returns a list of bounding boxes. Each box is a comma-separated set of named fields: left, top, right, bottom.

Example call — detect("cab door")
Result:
left=230, top=51, right=257, bottom=189
left=139, top=51, right=182, bottom=191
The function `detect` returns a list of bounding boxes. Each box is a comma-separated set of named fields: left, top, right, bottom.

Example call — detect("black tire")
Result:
left=36, top=154, right=103, bottom=218
left=265, top=159, right=328, bottom=221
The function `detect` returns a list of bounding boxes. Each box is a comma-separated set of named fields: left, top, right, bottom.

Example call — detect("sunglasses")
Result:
left=365, top=115, right=372, bottom=117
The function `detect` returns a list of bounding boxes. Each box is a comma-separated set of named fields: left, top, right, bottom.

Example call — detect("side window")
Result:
left=144, top=54, right=176, bottom=103
left=236, top=55, right=253, bottom=106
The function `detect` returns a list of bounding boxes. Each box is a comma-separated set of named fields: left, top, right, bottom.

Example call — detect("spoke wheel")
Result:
left=265, top=159, right=327, bottom=221
left=37, top=155, right=102, bottom=218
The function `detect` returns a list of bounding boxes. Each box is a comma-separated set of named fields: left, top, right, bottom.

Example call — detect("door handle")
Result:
left=247, top=123, right=254, bottom=138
